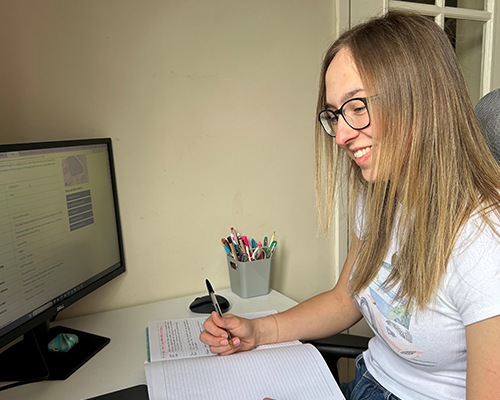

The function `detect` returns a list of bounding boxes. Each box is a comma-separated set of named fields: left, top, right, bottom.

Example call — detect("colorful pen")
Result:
left=230, top=227, right=239, bottom=245
left=246, top=245, right=253, bottom=261
left=205, top=279, right=233, bottom=349
left=239, top=238, right=246, bottom=254
left=229, top=242, right=238, bottom=259
left=267, top=240, right=277, bottom=257
left=252, top=241, right=264, bottom=260
left=221, top=238, right=232, bottom=257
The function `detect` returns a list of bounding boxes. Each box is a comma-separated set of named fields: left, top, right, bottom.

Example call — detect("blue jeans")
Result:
left=340, top=355, right=402, bottom=400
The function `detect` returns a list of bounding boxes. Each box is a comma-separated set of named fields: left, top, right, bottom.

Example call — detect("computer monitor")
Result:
left=0, top=138, right=125, bottom=387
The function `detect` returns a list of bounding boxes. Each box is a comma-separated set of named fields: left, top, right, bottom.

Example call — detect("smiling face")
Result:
left=325, top=47, right=376, bottom=182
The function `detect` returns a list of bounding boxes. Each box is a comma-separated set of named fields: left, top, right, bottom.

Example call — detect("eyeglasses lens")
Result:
left=319, top=98, right=370, bottom=137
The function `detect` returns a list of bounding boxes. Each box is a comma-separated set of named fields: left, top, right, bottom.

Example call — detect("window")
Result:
left=389, top=0, right=495, bottom=105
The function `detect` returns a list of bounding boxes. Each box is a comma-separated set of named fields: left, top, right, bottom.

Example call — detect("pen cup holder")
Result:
left=227, top=256, right=272, bottom=298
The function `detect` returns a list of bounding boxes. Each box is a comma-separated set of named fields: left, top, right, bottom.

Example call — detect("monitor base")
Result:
left=0, top=323, right=110, bottom=384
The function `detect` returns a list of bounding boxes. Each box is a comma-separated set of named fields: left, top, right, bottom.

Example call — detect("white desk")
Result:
left=0, top=289, right=297, bottom=400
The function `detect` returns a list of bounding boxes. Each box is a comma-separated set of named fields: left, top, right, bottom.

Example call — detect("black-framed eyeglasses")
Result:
left=318, top=97, right=371, bottom=138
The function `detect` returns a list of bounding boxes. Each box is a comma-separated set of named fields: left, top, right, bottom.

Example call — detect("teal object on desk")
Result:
left=47, top=333, right=79, bottom=352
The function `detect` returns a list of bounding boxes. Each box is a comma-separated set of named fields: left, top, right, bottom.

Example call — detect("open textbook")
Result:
left=144, top=311, right=345, bottom=400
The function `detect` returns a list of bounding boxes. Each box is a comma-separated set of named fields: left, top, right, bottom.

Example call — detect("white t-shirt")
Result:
left=354, top=202, right=500, bottom=400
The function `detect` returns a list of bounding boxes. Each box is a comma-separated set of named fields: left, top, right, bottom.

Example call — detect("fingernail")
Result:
left=233, top=338, right=240, bottom=347
left=220, top=339, right=228, bottom=346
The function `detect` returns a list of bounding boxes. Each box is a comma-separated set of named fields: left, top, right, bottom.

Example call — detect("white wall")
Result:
left=0, top=0, right=339, bottom=319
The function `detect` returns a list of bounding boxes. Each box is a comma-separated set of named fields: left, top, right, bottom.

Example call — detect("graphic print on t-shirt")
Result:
left=355, top=261, right=424, bottom=361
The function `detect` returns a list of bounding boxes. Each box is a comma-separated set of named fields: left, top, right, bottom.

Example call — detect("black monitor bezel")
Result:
left=0, top=137, right=126, bottom=350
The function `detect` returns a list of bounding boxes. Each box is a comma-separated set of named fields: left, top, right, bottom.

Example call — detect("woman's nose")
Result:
left=335, top=116, right=359, bottom=146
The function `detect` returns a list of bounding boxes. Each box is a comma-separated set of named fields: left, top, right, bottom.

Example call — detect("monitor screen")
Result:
left=0, top=138, right=125, bottom=386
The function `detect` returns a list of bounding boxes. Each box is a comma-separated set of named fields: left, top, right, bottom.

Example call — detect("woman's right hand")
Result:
left=200, top=311, right=259, bottom=355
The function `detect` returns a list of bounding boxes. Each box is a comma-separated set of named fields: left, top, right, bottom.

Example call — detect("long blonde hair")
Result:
left=315, top=11, right=500, bottom=309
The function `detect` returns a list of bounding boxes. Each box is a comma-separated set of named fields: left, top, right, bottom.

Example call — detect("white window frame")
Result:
left=389, top=0, right=496, bottom=96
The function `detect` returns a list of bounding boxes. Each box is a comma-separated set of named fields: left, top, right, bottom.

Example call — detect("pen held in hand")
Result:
left=205, top=279, right=234, bottom=349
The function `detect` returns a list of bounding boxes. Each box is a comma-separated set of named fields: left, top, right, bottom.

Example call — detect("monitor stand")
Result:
left=0, top=321, right=110, bottom=385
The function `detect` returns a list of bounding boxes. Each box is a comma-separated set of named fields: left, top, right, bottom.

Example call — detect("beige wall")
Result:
left=0, top=0, right=339, bottom=319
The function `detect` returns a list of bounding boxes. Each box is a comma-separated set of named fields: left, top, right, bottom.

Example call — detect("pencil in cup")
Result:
left=221, top=235, right=277, bottom=261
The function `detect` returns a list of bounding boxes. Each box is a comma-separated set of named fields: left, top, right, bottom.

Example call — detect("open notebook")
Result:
left=144, top=311, right=345, bottom=400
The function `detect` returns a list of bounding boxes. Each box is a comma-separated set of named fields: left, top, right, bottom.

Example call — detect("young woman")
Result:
left=200, top=11, right=500, bottom=400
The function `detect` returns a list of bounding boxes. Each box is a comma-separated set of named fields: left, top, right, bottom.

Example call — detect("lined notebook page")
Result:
left=148, top=311, right=297, bottom=362
left=145, top=343, right=345, bottom=400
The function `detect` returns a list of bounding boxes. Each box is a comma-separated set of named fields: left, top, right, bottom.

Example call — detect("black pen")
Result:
left=205, top=279, right=234, bottom=349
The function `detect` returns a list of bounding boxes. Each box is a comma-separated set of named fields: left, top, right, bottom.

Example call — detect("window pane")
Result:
left=397, top=0, right=436, bottom=4
left=445, top=0, right=486, bottom=11
left=395, top=0, right=486, bottom=10
left=445, top=18, right=484, bottom=105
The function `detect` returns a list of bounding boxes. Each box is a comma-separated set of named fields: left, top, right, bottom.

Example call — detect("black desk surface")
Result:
left=86, top=384, right=149, bottom=400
